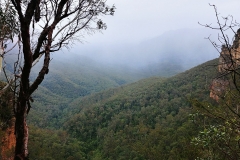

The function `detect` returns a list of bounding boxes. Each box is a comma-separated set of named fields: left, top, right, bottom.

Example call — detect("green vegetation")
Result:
left=62, top=59, right=217, bottom=159
left=26, top=58, right=220, bottom=159
left=27, top=54, right=184, bottom=128
left=28, top=126, right=86, bottom=160
left=4, top=57, right=237, bottom=159
left=190, top=70, right=240, bottom=159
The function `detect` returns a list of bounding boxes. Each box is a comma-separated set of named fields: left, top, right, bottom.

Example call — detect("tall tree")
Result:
left=7, top=0, right=115, bottom=159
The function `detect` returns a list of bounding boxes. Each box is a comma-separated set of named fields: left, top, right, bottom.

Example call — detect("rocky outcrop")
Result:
left=210, top=79, right=229, bottom=102
left=210, top=28, right=240, bottom=101
left=218, top=29, right=240, bottom=73
left=1, top=119, right=16, bottom=160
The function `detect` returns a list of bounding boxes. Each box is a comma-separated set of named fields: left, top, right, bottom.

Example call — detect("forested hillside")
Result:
left=1, top=0, right=238, bottom=159
left=0, top=28, right=217, bottom=130
left=24, top=53, right=184, bottom=128
left=26, top=58, right=219, bottom=159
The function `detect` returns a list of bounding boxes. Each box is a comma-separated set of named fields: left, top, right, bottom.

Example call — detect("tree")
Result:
left=3, top=0, right=115, bottom=159
left=191, top=4, right=240, bottom=159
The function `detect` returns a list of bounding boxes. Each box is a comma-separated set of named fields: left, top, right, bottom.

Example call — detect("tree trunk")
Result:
left=14, top=98, right=29, bottom=160
left=0, top=40, right=3, bottom=74
left=13, top=8, right=33, bottom=159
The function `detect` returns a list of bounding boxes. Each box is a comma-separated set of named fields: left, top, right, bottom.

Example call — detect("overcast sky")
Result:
left=54, top=0, right=240, bottom=69
left=80, top=0, right=239, bottom=45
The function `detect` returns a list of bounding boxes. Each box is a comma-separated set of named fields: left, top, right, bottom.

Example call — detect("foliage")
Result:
left=0, top=0, right=19, bottom=41
left=27, top=54, right=184, bottom=128
left=28, top=126, right=87, bottom=160
left=59, top=59, right=218, bottom=159
left=2, top=56, right=221, bottom=159
left=191, top=86, right=240, bottom=159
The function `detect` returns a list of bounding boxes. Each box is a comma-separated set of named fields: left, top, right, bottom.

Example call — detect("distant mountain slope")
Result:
left=81, top=28, right=218, bottom=70
left=59, top=58, right=219, bottom=159
left=1, top=58, right=220, bottom=159
left=31, top=54, right=137, bottom=98
left=136, top=28, right=218, bottom=69
left=30, top=28, right=216, bottom=108
left=26, top=52, right=184, bottom=127
left=2, top=29, right=218, bottom=130
left=32, top=51, right=185, bottom=97
left=67, top=58, right=218, bottom=114
left=2, top=29, right=217, bottom=117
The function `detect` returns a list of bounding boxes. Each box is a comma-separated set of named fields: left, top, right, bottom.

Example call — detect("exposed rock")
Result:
left=218, top=29, right=240, bottom=73
left=210, top=79, right=229, bottom=102
left=1, top=118, right=16, bottom=160
left=210, top=28, right=240, bottom=101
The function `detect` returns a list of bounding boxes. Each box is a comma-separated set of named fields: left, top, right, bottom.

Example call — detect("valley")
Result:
left=0, top=1, right=239, bottom=159
left=0, top=28, right=237, bottom=159
left=26, top=58, right=218, bottom=159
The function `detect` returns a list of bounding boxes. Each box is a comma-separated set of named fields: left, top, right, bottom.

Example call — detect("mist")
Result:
left=2, top=27, right=232, bottom=81
left=62, top=28, right=220, bottom=71
left=2, top=0, right=239, bottom=81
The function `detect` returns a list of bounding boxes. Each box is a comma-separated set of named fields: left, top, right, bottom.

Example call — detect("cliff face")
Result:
left=0, top=82, right=15, bottom=159
left=210, top=79, right=229, bottom=102
left=210, top=29, right=240, bottom=101
left=218, top=29, right=240, bottom=72
left=1, top=119, right=16, bottom=160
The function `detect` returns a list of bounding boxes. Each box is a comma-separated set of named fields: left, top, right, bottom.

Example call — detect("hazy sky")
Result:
left=81, top=0, right=239, bottom=45
left=55, top=0, right=240, bottom=69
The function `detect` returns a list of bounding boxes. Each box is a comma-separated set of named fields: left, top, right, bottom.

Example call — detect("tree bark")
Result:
left=14, top=5, right=33, bottom=159
left=14, top=101, right=29, bottom=160
left=0, top=41, right=3, bottom=74
left=14, top=23, right=53, bottom=160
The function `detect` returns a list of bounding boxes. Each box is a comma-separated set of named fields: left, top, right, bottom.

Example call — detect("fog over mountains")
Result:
left=69, top=28, right=219, bottom=70
left=2, top=28, right=221, bottom=86
left=3, top=28, right=220, bottom=71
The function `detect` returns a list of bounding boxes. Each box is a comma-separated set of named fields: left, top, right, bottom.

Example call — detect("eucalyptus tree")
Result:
left=8, top=0, right=115, bottom=159
left=0, top=0, right=19, bottom=73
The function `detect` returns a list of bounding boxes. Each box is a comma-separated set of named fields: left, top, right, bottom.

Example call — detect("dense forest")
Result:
left=1, top=52, right=240, bottom=159
left=1, top=0, right=239, bottom=159
left=1, top=58, right=219, bottom=159
left=2, top=51, right=240, bottom=159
